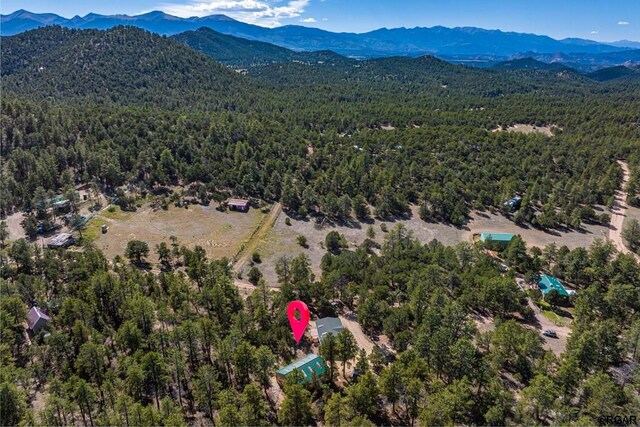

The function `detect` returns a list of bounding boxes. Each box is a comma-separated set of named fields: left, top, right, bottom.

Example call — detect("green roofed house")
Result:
left=538, top=274, right=570, bottom=297
left=276, top=354, right=328, bottom=386
left=479, top=232, right=515, bottom=247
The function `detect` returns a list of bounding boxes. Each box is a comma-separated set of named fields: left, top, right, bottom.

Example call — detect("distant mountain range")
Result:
left=2, top=9, right=638, bottom=59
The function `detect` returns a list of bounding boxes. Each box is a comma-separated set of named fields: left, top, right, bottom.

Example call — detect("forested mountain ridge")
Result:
left=1, top=25, right=640, bottom=228
left=1, top=26, right=257, bottom=110
left=171, top=27, right=352, bottom=67
left=587, top=65, right=640, bottom=82
left=493, top=57, right=576, bottom=72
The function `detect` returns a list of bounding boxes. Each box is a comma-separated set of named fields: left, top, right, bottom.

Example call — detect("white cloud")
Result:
left=618, top=21, right=629, bottom=25
left=157, top=0, right=310, bottom=27
left=321, top=17, right=328, bottom=21
left=300, top=17, right=316, bottom=22
left=590, top=30, right=598, bottom=34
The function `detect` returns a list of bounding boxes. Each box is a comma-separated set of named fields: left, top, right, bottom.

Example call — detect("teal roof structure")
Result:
left=538, top=274, right=570, bottom=297
left=480, top=232, right=515, bottom=243
left=276, top=354, right=327, bottom=384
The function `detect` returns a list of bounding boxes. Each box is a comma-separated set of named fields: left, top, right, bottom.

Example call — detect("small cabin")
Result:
left=47, top=233, right=75, bottom=249
left=27, top=306, right=51, bottom=334
left=227, top=198, right=250, bottom=212
left=504, top=196, right=522, bottom=212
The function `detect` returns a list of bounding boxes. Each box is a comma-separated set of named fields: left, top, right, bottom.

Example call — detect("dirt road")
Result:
left=609, top=161, right=640, bottom=261
left=233, top=202, right=282, bottom=273
left=339, top=314, right=375, bottom=355
left=526, top=300, right=571, bottom=356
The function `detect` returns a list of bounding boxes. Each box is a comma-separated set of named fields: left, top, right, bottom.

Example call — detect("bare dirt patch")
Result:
left=463, top=210, right=609, bottom=249
left=4, top=211, right=26, bottom=241
left=505, top=124, right=556, bottom=136
left=257, top=206, right=610, bottom=287
left=92, top=204, right=264, bottom=261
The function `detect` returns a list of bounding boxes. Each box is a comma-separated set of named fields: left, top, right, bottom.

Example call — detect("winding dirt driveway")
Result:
left=609, top=161, right=640, bottom=261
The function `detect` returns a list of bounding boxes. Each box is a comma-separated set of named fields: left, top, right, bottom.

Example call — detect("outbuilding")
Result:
left=227, top=198, right=250, bottom=212
left=27, top=306, right=51, bottom=334
left=47, top=233, right=75, bottom=249
left=504, top=196, right=522, bottom=211
left=479, top=232, right=515, bottom=247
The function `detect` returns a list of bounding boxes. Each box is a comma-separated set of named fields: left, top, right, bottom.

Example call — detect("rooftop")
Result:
left=26, top=306, right=51, bottom=329
left=480, top=232, right=515, bottom=242
left=538, top=274, right=570, bottom=297
left=227, top=198, right=250, bottom=206
left=316, top=317, right=344, bottom=342
left=276, top=354, right=327, bottom=383
left=48, top=233, right=74, bottom=247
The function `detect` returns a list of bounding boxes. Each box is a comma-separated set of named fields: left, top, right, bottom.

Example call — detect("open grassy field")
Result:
left=256, top=205, right=611, bottom=287
left=89, top=203, right=265, bottom=262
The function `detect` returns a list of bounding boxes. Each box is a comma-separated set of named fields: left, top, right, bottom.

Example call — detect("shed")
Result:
left=480, top=232, right=515, bottom=246
left=47, top=233, right=75, bottom=249
left=315, top=317, right=344, bottom=343
left=27, top=306, right=51, bottom=334
left=227, top=198, right=250, bottom=212
left=538, top=274, right=570, bottom=297
left=276, top=354, right=327, bottom=385
left=504, top=196, right=522, bottom=211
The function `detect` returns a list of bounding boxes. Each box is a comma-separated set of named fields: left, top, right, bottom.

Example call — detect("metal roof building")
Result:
left=47, top=233, right=74, bottom=249
left=480, top=232, right=515, bottom=244
left=538, top=274, right=570, bottom=297
left=276, top=354, right=327, bottom=385
left=315, top=317, right=344, bottom=343
left=227, top=198, right=250, bottom=212
left=27, top=306, right=51, bottom=334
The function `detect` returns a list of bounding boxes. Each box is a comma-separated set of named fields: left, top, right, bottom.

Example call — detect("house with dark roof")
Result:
left=27, top=306, right=51, bottom=334
left=276, top=354, right=327, bottom=385
left=315, top=317, right=344, bottom=343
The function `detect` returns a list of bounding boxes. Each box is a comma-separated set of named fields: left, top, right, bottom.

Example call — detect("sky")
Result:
left=2, top=0, right=639, bottom=42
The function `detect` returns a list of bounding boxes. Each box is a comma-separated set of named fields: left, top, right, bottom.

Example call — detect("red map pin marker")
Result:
left=287, top=300, right=310, bottom=344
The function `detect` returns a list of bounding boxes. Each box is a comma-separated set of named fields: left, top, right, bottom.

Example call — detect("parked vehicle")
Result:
left=542, top=329, right=558, bottom=338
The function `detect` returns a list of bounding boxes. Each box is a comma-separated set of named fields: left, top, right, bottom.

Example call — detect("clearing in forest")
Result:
left=491, top=123, right=558, bottom=136
left=257, top=205, right=610, bottom=287
left=89, top=203, right=264, bottom=261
